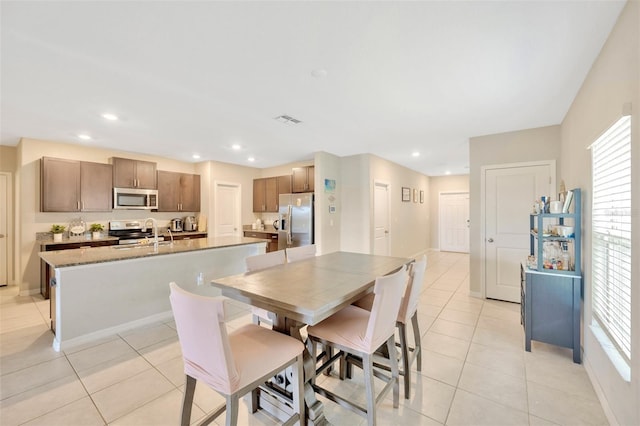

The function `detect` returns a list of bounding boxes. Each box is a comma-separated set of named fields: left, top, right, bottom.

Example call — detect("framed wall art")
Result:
left=402, top=187, right=411, bottom=202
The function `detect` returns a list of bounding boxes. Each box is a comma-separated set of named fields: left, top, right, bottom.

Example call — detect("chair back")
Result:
left=397, top=255, right=427, bottom=323
left=286, top=244, right=316, bottom=262
left=364, top=265, right=408, bottom=352
left=169, top=282, right=239, bottom=394
left=245, top=250, right=286, bottom=272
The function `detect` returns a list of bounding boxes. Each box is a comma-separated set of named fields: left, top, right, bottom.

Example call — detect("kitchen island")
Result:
left=39, top=236, right=267, bottom=351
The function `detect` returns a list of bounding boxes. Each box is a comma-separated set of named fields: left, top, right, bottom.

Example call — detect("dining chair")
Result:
left=169, top=282, right=305, bottom=426
left=306, top=265, right=408, bottom=425
left=350, top=255, right=427, bottom=399
left=245, top=250, right=286, bottom=325
left=285, top=244, right=316, bottom=262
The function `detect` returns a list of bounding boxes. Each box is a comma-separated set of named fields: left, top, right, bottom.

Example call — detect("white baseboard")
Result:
left=583, top=353, right=619, bottom=426
left=54, top=311, right=174, bottom=353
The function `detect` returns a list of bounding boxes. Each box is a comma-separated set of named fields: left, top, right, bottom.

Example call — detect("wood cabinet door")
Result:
left=307, top=166, right=315, bottom=192
left=157, top=170, right=181, bottom=211
left=180, top=173, right=201, bottom=212
left=112, top=157, right=136, bottom=188
left=135, top=160, right=157, bottom=189
left=292, top=167, right=307, bottom=193
left=41, top=157, right=80, bottom=212
left=253, top=178, right=266, bottom=212
left=80, top=161, right=113, bottom=211
left=277, top=175, right=292, bottom=195
left=265, top=177, right=278, bottom=212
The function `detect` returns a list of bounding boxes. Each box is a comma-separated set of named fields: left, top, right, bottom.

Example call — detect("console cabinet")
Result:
left=522, top=188, right=582, bottom=363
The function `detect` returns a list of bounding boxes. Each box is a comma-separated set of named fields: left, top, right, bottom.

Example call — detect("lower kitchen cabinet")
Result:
left=243, top=230, right=279, bottom=252
left=521, top=265, right=582, bottom=363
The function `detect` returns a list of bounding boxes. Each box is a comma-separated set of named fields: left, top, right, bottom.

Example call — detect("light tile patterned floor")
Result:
left=0, top=251, right=608, bottom=425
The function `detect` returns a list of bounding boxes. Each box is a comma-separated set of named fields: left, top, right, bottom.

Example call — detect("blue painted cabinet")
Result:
left=521, top=188, right=582, bottom=363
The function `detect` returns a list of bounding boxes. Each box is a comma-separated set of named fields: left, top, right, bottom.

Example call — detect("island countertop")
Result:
left=39, top=236, right=267, bottom=268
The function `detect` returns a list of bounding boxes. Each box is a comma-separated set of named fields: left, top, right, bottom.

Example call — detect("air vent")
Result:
left=274, top=115, right=302, bottom=125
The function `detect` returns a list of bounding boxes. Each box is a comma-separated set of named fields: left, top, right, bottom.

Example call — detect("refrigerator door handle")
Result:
left=287, top=204, right=293, bottom=245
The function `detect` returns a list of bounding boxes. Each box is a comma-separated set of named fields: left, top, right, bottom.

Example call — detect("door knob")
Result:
left=488, top=238, right=494, bottom=243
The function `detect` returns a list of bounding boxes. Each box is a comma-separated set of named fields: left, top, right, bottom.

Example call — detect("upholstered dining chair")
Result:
left=169, top=282, right=305, bottom=426
left=306, top=265, right=408, bottom=425
left=245, top=250, right=286, bottom=325
left=351, top=255, right=427, bottom=399
left=285, top=244, right=316, bottom=262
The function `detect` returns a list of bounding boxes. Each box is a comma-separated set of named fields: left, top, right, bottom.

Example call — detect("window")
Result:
left=591, top=115, right=632, bottom=362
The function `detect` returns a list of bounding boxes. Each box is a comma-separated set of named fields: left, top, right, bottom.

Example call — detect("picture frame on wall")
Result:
left=402, top=187, right=411, bottom=202
left=420, top=190, right=424, bottom=203
left=413, top=188, right=418, bottom=203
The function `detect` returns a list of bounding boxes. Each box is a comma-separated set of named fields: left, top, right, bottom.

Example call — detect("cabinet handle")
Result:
left=77, top=200, right=80, bottom=210
left=82, top=201, right=85, bottom=210
left=488, top=238, right=494, bottom=243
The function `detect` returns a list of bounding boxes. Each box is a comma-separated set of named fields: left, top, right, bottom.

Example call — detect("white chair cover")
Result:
left=245, top=250, right=286, bottom=272
left=397, top=255, right=427, bottom=324
left=286, top=244, right=316, bottom=262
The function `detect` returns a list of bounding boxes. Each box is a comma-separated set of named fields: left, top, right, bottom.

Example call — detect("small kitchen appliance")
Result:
left=170, top=218, right=183, bottom=232
left=183, top=216, right=197, bottom=231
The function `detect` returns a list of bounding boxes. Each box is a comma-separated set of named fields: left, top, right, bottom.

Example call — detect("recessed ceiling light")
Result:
left=232, top=144, right=241, bottom=150
left=78, top=134, right=92, bottom=140
left=445, top=171, right=451, bottom=175
left=248, top=157, right=255, bottom=162
left=411, top=151, right=420, bottom=157
left=192, top=154, right=201, bottom=159
left=102, top=113, right=118, bottom=121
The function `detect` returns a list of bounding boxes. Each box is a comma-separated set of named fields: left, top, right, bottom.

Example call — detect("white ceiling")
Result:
left=0, top=1, right=626, bottom=176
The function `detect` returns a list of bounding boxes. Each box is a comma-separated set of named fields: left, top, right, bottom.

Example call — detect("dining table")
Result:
left=210, top=250, right=412, bottom=425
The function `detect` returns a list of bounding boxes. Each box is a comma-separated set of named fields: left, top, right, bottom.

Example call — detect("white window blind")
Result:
left=591, top=115, right=632, bottom=361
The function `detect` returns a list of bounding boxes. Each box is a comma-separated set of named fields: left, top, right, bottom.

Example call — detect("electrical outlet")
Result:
left=196, top=272, right=204, bottom=286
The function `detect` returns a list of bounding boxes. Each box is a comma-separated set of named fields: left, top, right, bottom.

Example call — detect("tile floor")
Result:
left=0, top=251, right=608, bottom=425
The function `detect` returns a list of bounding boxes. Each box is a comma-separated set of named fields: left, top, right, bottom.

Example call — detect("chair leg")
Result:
left=252, top=314, right=260, bottom=325
left=226, top=395, right=239, bottom=426
left=324, top=344, right=333, bottom=376
left=386, top=336, right=399, bottom=408
left=181, top=375, right=196, bottom=426
left=397, top=323, right=411, bottom=399
left=411, top=312, right=422, bottom=371
left=310, top=339, right=318, bottom=385
left=363, top=353, right=376, bottom=426
left=293, top=354, right=305, bottom=424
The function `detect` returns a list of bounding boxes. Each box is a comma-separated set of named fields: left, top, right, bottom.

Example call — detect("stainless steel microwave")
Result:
left=113, top=187, right=158, bottom=210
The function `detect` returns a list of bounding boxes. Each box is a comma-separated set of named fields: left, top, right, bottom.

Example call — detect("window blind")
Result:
left=591, top=115, right=632, bottom=361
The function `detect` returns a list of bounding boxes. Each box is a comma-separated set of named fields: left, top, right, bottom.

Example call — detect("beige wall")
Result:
left=429, top=175, right=470, bottom=250
left=559, top=1, right=639, bottom=424
left=469, top=125, right=561, bottom=295
left=1, top=146, right=17, bottom=285
left=1, top=146, right=17, bottom=172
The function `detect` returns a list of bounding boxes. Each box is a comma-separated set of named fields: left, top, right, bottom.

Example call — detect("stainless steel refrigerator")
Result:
left=278, top=193, right=314, bottom=249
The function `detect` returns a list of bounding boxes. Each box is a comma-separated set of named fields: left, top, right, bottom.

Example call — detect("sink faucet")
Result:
left=143, top=218, right=158, bottom=250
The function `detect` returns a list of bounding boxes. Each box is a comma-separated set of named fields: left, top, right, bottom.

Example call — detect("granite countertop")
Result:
left=159, top=230, right=207, bottom=237
left=242, top=225, right=279, bottom=235
left=39, top=236, right=267, bottom=268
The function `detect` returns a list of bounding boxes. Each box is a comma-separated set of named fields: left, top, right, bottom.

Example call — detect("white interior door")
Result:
left=484, top=163, right=554, bottom=302
left=215, top=182, right=241, bottom=237
left=0, top=173, right=9, bottom=286
left=440, top=192, right=469, bottom=253
left=373, top=181, right=390, bottom=255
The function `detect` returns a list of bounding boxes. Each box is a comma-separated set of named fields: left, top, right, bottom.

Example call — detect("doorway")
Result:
left=439, top=192, right=469, bottom=253
left=214, top=182, right=241, bottom=237
left=482, top=161, right=555, bottom=302
left=373, top=180, right=390, bottom=255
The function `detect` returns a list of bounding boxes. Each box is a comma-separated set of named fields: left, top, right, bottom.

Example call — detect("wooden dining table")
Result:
left=211, top=251, right=412, bottom=425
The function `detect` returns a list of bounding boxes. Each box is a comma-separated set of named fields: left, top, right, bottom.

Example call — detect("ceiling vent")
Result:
left=274, top=115, right=302, bottom=125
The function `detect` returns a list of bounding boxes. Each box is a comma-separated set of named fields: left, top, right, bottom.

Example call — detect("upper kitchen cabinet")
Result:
left=253, top=175, right=291, bottom=212
left=112, top=157, right=157, bottom=189
left=41, top=157, right=113, bottom=212
left=292, top=166, right=314, bottom=193
left=157, top=170, right=200, bottom=212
